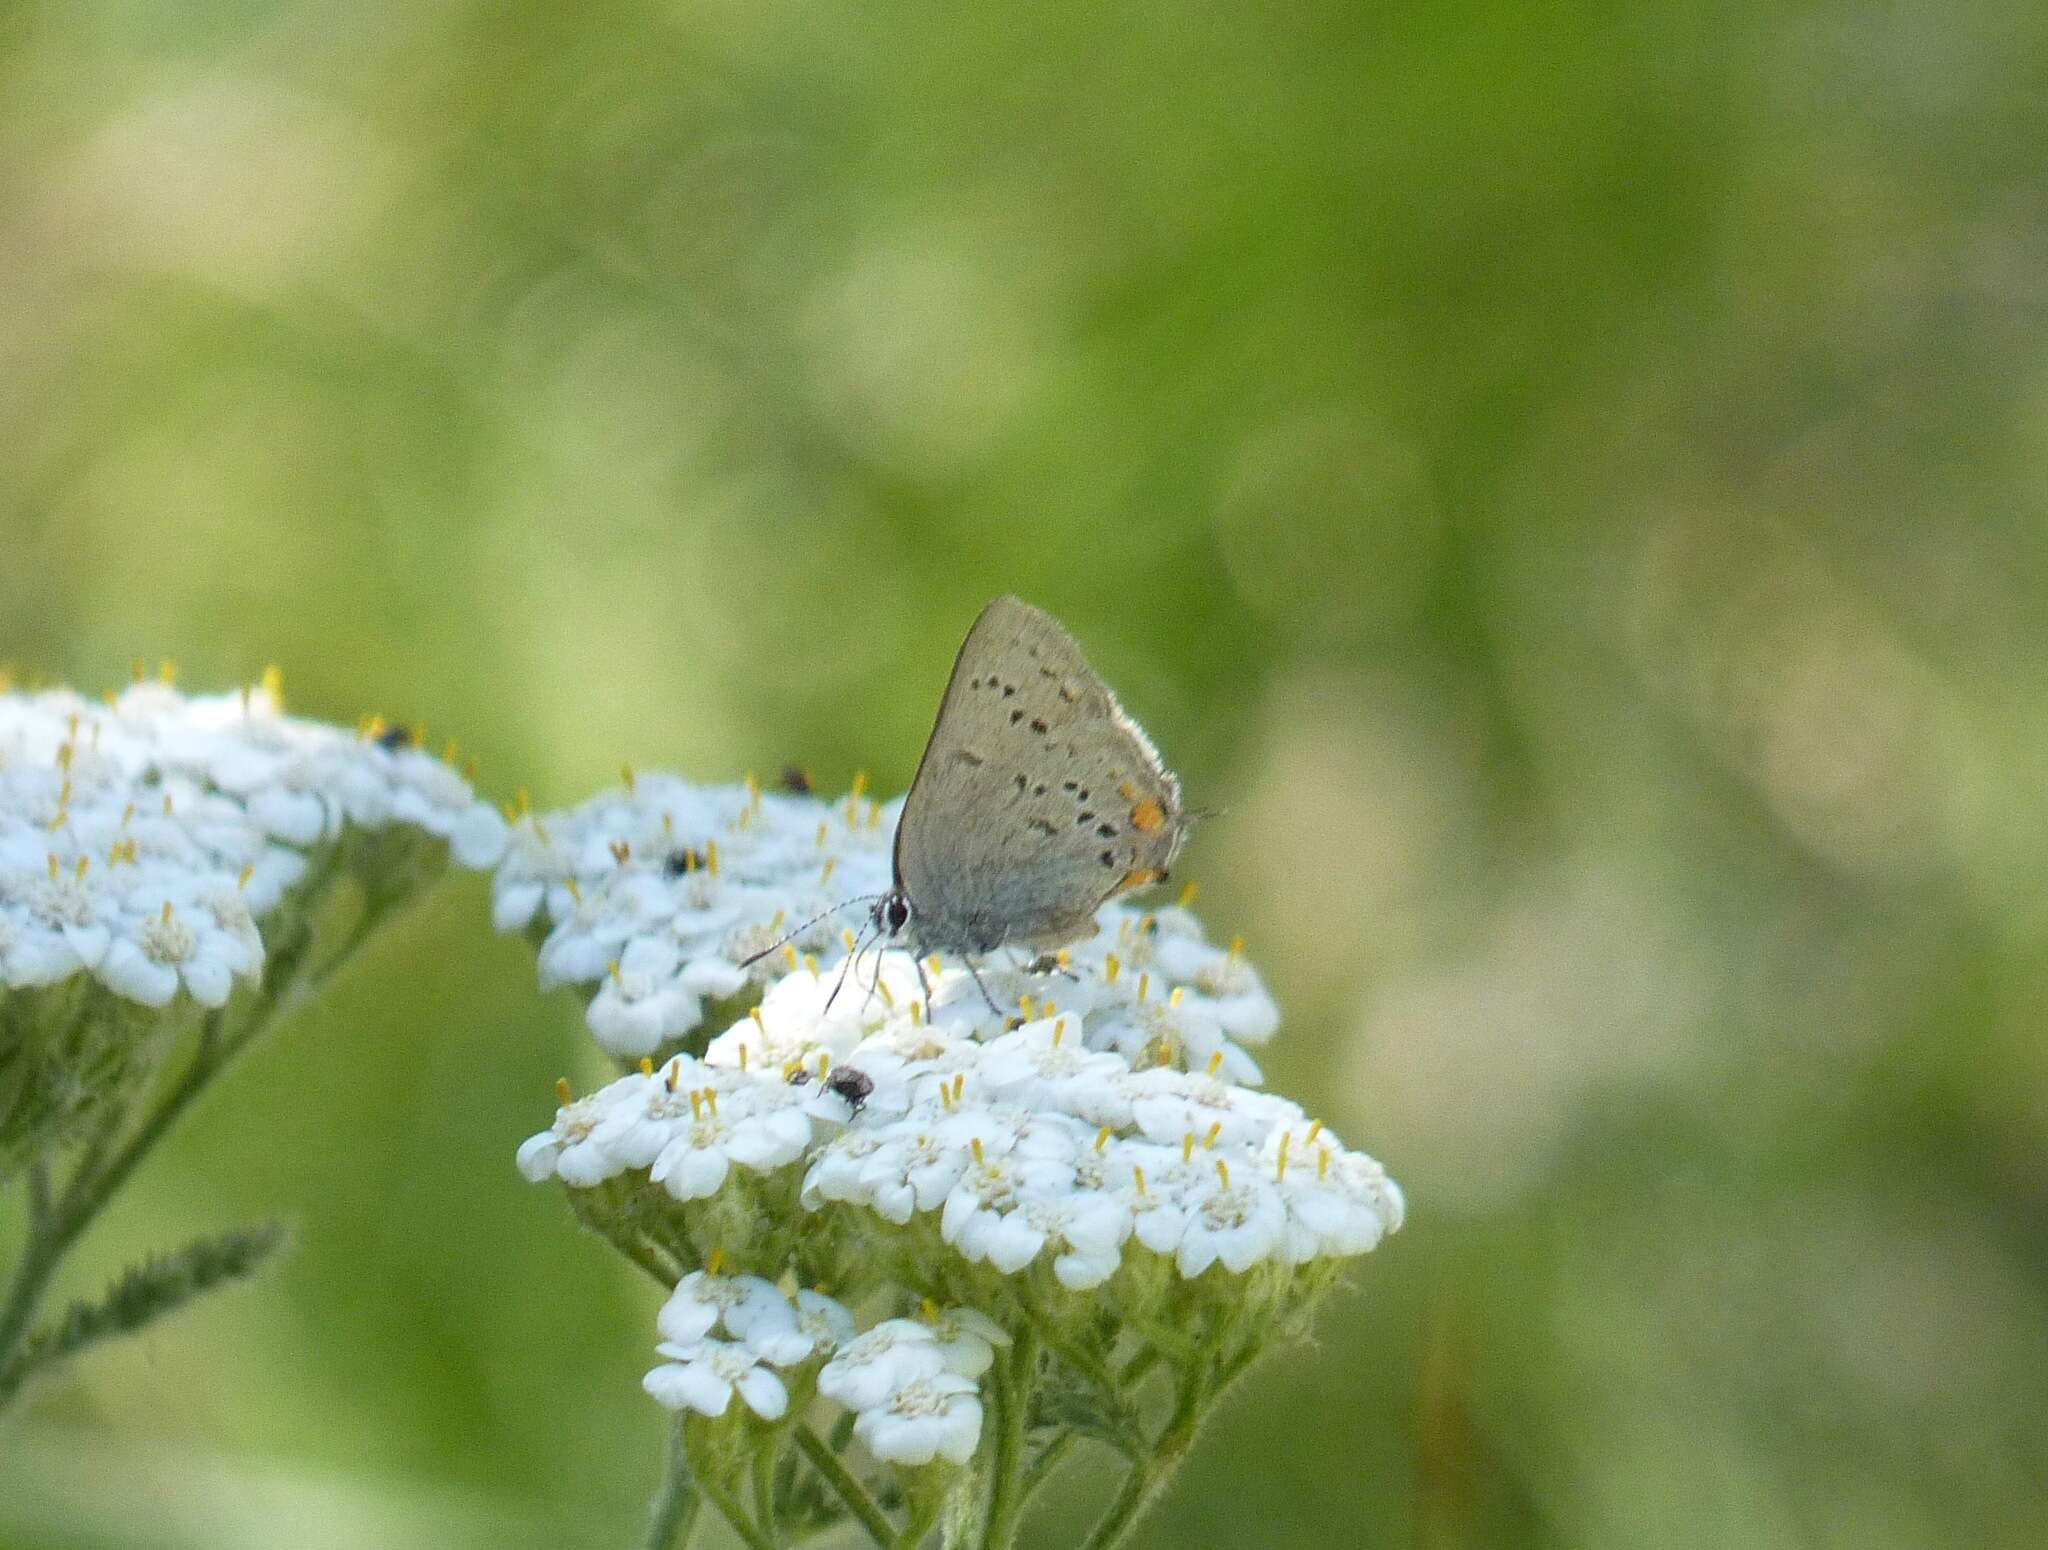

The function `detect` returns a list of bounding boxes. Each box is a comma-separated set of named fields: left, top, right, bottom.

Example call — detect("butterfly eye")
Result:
left=885, top=897, right=910, bottom=932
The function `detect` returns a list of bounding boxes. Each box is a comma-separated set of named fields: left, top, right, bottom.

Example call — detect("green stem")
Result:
left=643, top=1417, right=701, bottom=1550
left=1077, top=1392, right=1203, bottom=1550
left=795, top=1423, right=894, bottom=1547
left=753, top=1437, right=781, bottom=1546
left=894, top=1490, right=943, bottom=1550
left=979, top=1329, right=1037, bottom=1550
left=0, top=1026, right=223, bottom=1402
left=695, top=1463, right=779, bottom=1550
left=1018, top=1433, right=1077, bottom=1503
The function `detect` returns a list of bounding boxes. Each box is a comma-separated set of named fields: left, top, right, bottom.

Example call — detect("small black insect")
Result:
left=375, top=722, right=413, bottom=751
left=790, top=1064, right=873, bottom=1117
left=779, top=765, right=813, bottom=795
left=664, top=847, right=706, bottom=878
left=825, top=1066, right=874, bottom=1115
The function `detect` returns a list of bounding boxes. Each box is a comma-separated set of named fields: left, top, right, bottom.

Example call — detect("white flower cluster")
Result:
left=519, top=928, right=1401, bottom=1286
left=642, top=1270, right=995, bottom=1465
left=512, top=769, right=1401, bottom=1496
left=489, top=771, right=901, bottom=1056
left=0, top=676, right=505, bottom=1005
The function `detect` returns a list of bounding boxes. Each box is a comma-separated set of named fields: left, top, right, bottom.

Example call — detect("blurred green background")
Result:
left=5, top=0, right=2048, bottom=1545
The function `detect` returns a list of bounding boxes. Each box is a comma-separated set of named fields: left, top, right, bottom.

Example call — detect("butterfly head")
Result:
left=872, top=890, right=912, bottom=941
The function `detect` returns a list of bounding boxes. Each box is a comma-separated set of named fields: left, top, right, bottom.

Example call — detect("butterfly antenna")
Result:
left=736, top=894, right=887, bottom=969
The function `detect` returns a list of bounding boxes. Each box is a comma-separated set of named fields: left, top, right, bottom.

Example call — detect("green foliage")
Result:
left=0, top=1224, right=286, bottom=1403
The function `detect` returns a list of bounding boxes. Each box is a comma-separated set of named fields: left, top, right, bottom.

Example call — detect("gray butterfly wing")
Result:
left=895, top=596, right=1187, bottom=955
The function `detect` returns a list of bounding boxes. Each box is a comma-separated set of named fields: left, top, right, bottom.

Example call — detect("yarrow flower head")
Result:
left=511, top=768, right=1402, bottom=1544
left=0, top=673, right=505, bottom=1174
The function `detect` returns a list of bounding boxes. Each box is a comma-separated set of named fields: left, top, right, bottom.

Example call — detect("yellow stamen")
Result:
left=555, top=1077, right=573, bottom=1105
left=1206, top=1051, right=1224, bottom=1077
left=565, top=877, right=583, bottom=903
left=73, top=856, right=88, bottom=881
left=707, top=1249, right=728, bottom=1276
left=1202, top=1121, right=1222, bottom=1149
left=1304, top=1121, right=1324, bottom=1146
left=690, top=1088, right=705, bottom=1119
left=666, top=1060, right=682, bottom=1093
left=45, top=854, right=58, bottom=882
left=705, top=1089, right=719, bottom=1117
left=1169, top=986, right=1185, bottom=1008
left=162, top=793, right=173, bottom=816
left=1056, top=948, right=1072, bottom=968
left=516, top=787, right=533, bottom=816
left=927, top=953, right=943, bottom=976
left=877, top=980, right=895, bottom=1009
left=608, top=959, right=623, bottom=985
left=239, top=863, right=255, bottom=889
left=261, top=664, right=284, bottom=703
left=970, top=1137, right=986, bottom=1166
left=443, top=737, right=459, bottom=764
left=816, top=821, right=829, bottom=848
left=1133, top=1165, right=1148, bottom=1196
left=1137, top=972, right=1150, bottom=1004
left=1178, top=881, right=1200, bottom=908
left=867, top=798, right=882, bottom=829
left=610, top=839, right=631, bottom=864
left=770, top=909, right=787, bottom=932
left=1095, top=1125, right=1113, bottom=1153
left=706, top=839, right=721, bottom=877
left=803, top=952, right=819, bottom=975
left=1215, top=1159, right=1232, bottom=1189
left=819, top=1053, right=833, bottom=1075
left=751, top=1007, right=766, bottom=1034
left=1318, top=1147, right=1331, bottom=1180
left=159, top=900, right=173, bottom=925
left=910, top=1001, right=924, bottom=1027
left=1104, top=953, right=1122, bottom=985
left=621, top=763, right=636, bottom=791
left=639, top=1057, right=655, bottom=1075
left=843, top=927, right=857, bottom=951
left=739, top=1045, right=750, bottom=1072
left=1182, top=1134, right=1196, bottom=1163
left=158, top=658, right=176, bottom=684
left=1276, top=1132, right=1292, bottom=1181
left=1019, top=993, right=1037, bottom=1020
left=1229, top=934, right=1245, bottom=961
left=130, top=658, right=146, bottom=684
left=820, top=856, right=837, bottom=886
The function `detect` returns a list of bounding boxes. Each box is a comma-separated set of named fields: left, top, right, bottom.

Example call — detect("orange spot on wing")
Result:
left=1116, top=867, right=1168, bottom=895
left=1130, top=797, right=1166, bottom=832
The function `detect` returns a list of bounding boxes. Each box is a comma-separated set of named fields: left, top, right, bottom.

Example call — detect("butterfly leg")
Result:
left=822, top=936, right=863, bottom=1014
left=962, top=955, right=1004, bottom=1018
